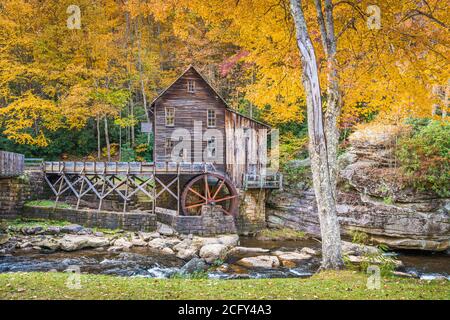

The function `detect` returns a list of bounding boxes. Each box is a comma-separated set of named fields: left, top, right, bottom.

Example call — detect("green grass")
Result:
left=0, top=271, right=447, bottom=300
left=3, top=218, right=123, bottom=235
left=5, top=218, right=71, bottom=230
left=24, top=200, right=71, bottom=209
left=257, top=228, right=307, bottom=241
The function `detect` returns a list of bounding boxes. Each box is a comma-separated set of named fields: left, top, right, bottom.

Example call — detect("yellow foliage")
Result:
left=0, top=92, right=62, bottom=146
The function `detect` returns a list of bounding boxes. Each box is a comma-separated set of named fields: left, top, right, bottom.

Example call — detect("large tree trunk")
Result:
left=97, top=115, right=101, bottom=160
left=128, top=82, right=135, bottom=146
left=289, top=0, right=343, bottom=269
left=104, top=117, right=111, bottom=161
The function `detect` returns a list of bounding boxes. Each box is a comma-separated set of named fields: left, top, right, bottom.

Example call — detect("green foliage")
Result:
left=120, top=143, right=137, bottom=162
left=279, top=132, right=308, bottom=165
left=347, top=230, right=396, bottom=277
left=0, top=124, right=98, bottom=160
left=212, top=259, right=225, bottom=267
left=92, top=89, right=130, bottom=110
left=120, top=133, right=153, bottom=162
left=383, top=196, right=394, bottom=205
left=281, top=163, right=312, bottom=188
left=396, top=120, right=450, bottom=197
left=6, top=218, right=71, bottom=231
left=350, top=230, right=370, bottom=245
left=24, top=200, right=71, bottom=209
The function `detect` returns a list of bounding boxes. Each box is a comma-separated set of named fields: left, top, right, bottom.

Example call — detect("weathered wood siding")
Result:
left=0, top=151, right=24, bottom=177
left=225, top=110, right=268, bottom=188
left=153, top=68, right=226, bottom=172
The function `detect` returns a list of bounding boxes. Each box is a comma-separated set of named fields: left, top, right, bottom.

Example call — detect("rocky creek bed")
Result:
left=0, top=221, right=448, bottom=280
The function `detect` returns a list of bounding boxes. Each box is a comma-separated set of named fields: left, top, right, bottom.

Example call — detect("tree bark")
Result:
left=128, top=82, right=135, bottom=146
left=289, top=0, right=343, bottom=269
left=104, top=117, right=111, bottom=161
left=97, top=115, right=101, bottom=160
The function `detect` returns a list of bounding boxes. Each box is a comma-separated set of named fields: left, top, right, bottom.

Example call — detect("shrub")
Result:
left=396, top=120, right=450, bottom=197
left=279, top=133, right=308, bottom=166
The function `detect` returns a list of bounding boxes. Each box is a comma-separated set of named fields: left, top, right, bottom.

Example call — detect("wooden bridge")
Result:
left=43, top=161, right=281, bottom=216
left=43, top=161, right=221, bottom=214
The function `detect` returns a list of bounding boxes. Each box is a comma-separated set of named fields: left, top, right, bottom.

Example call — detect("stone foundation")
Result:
left=236, top=189, right=267, bottom=235
left=156, top=205, right=236, bottom=235
left=20, top=205, right=157, bottom=232
left=0, top=171, right=46, bottom=215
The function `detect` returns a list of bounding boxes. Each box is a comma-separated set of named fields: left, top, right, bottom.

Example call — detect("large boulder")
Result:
left=0, top=234, right=10, bottom=246
left=236, top=255, right=280, bottom=269
left=341, top=241, right=379, bottom=256
left=217, top=235, right=239, bottom=247
left=199, top=244, right=228, bottom=263
left=113, top=237, right=133, bottom=249
left=147, top=238, right=168, bottom=250
left=131, top=237, right=147, bottom=247
left=226, top=247, right=270, bottom=260
left=272, top=251, right=312, bottom=267
left=60, top=224, right=85, bottom=234
left=176, top=248, right=198, bottom=260
left=157, top=222, right=176, bottom=236
left=33, top=237, right=60, bottom=251
left=138, top=231, right=160, bottom=241
left=191, top=236, right=221, bottom=249
left=346, top=254, right=403, bottom=268
left=45, top=226, right=61, bottom=235
left=180, top=258, right=208, bottom=274
left=59, top=235, right=109, bottom=251
left=21, top=226, right=44, bottom=235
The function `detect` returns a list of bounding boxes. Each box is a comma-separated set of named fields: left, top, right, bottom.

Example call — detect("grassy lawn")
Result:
left=0, top=271, right=448, bottom=300
left=24, top=200, right=71, bottom=209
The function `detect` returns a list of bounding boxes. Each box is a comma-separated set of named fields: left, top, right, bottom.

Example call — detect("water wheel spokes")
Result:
left=181, top=173, right=238, bottom=216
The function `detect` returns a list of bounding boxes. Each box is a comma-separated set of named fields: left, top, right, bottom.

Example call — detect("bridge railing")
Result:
left=43, top=161, right=217, bottom=175
left=243, top=172, right=283, bottom=190
left=0, top=151, right=24, bottom=177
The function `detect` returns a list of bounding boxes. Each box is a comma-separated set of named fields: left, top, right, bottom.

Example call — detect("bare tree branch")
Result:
left=402, top=9, right=449, bottom=29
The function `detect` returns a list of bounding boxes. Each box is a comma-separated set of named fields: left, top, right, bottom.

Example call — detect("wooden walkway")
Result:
left=43, top=161, right=216, bottom=175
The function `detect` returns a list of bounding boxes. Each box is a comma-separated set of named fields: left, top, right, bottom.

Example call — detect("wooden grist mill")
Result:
left=43, top=66, right=282, bottom=218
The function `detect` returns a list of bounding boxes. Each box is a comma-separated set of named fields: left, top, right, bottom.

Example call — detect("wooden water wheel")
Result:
left=181, top=173, right=239, bottom=216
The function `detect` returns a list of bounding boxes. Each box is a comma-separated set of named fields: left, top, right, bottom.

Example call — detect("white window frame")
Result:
left=207, top=109, right=216, bottom=128
left=165, top=107, right=175, bottom=127
left=187, top=80, right=195, bottom=93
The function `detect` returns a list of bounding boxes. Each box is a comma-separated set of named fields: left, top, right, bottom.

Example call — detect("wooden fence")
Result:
left=0, top=151, right=24, bottom=177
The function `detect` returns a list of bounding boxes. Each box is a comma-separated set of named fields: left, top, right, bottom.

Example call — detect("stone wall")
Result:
left=236, top=189, right=267, bottom=235
left=0, top=171, right=46, bottom=215
left=157, top=205, right=236, bottom=235
left=21, top=205, right=157, bottom=232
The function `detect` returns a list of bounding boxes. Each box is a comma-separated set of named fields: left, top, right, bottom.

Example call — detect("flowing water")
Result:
left=0, top=238, right=448, bottom=280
